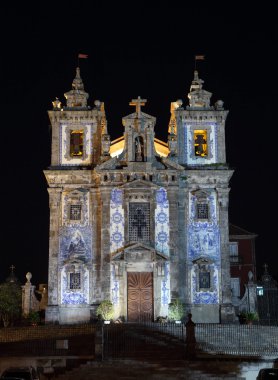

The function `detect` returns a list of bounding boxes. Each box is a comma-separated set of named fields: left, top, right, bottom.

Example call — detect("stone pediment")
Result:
left=63, top=257, right=87, bottom=266
left=111, top=242, right=168, bottom=263
left=122, top=111, right=156, bottom=124
left=192, top=256, right=214, bottom=265
left=120, top=179, right=160, bottom=190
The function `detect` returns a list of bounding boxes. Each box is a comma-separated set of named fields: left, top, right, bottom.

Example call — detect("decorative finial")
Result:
left=52, top=97, right=61, bottom=109
left=26, top=272, right=32, bottom=283
left=176, top=99, right=183, bottom=108
left=72, top=67, right=84, bottom=90
left=194, top=70, right=199, bottom=81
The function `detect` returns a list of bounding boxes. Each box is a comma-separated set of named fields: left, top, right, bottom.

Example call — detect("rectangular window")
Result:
left=129, top=203, right=150, bottom=242
left=197, top=203, right=209, bottom=219
left=199, top=272, right=210, bottom=289
left=194, top=129, right=207, bottom=157
left=70, top=205, right=82, bottom=220
left=230, top=277, right=240, bottom=298
left=70, top=130, right=83, bottom=157
left=70, top=273, right=81, bottom=290
left=229, top=242, right=239, bottom=262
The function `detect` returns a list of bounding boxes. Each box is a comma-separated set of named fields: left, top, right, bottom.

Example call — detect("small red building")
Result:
left=229, top=224, right=257, bottom=299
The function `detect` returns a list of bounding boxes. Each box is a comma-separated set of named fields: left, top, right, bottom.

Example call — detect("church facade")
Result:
left=44, top=68, right=235, bottom=324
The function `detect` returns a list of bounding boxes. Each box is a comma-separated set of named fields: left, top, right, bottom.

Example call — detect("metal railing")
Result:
left=195, top=324, right=278, bottom=356
left=0, top=324, right=96, bottom=357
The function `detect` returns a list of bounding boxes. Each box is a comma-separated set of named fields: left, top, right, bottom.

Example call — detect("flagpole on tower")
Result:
left=194, top=54, right=205, bottom=70
left=78, top=53, right=88, bottom=67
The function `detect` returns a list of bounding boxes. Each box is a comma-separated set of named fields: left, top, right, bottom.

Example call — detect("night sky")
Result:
left=0, top=3, right=277, bottom=285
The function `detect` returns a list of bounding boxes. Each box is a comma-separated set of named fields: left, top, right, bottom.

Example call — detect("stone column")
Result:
left=180, top=187, right=190, bottom=305
left=217, top=187, right=235, bottom=322
left=22, top=272, right=38, bottom=316
left=100, top=188, right=111, bottom=300
left=45, top=188, right=62, bottom=323
left=167, top=187, right=180, bottom=300
left=90, top=188, right=101, bottom=305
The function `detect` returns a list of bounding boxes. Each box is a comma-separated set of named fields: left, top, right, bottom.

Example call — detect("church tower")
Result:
left=44, top=68, right=109, bottom=323
left=44, top=67, right=235, bottom=324
left=168, top=70, right=234, bottom=322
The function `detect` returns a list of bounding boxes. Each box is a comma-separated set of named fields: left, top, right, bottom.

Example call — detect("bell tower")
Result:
left=44, top=67, right=109, bottom=324
left=168, top=70, right=229, bottom=166
left=167, top=70, right=235, bottom=323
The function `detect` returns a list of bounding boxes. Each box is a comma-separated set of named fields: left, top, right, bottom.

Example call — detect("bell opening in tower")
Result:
left=70, top=130, right=84, bottom=157
left=194, top=130, right=207, bottom=157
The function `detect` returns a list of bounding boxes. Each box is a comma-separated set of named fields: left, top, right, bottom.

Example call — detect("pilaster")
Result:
left=47, top=187, right=62, bottom=306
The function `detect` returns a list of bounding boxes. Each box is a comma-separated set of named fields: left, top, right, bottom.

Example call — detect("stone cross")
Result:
left=10, top=264, right=15, bottom=273
left=129, top=96, right=147, bottom=118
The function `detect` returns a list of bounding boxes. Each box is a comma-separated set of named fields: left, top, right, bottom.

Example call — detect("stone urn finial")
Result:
left=26, top=272, right=32, bottom=283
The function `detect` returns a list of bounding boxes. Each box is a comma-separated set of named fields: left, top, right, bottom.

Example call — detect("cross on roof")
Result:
left=129, top=96, right=147, bottom=117
left=10, top=264, right=15, bottom=273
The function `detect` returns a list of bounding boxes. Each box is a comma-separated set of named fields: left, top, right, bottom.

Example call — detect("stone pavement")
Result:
left=44, top=358, right=275, bottom=380
left=0, top=356, right=276, bottom=379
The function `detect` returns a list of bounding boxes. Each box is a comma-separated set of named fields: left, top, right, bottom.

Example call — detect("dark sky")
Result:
left=0, top=3, right=277, bottom=285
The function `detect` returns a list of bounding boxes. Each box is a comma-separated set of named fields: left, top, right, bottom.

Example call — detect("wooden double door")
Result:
left=127, top=272, right=153, bottom=322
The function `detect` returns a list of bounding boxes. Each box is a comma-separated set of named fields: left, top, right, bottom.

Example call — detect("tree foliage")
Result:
left=0, top=282, right=22, bottom=327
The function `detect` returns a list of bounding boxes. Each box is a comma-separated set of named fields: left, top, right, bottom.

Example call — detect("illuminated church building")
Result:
left=44, top=68, right=235, bottom=324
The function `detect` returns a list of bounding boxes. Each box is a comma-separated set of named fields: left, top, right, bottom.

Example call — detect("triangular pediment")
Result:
left=111, top=242, right=168, bottom=262
left=120, top=179, right=160, bottom=189
left=68, top=188, right=89, bottom=197
left=192, top=256, right=214, bottom=265
left=122, top=112, right=156, bottom=124
left=191, top=189, right=210, bottom=200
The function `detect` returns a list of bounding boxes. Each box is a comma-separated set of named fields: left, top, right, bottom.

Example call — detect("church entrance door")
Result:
left=127, top=272, right=153, bottom=322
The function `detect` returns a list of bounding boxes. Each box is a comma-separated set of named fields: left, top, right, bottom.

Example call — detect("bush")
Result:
left=96, top=300, right=114, bottom=321
left=28, top=311, right=40, bottom=325
left=238, top=311, right=259, bottom=324
left=168, top=299, right=185, bottom=321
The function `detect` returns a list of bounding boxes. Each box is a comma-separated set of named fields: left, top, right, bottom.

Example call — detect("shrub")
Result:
left=168, top=299, right=185, bottom=321
left=96, top=300, right=114, bottom=321
left=28, top=311, right=40, bottom=325
left=238, top=311, right=259, bottom=323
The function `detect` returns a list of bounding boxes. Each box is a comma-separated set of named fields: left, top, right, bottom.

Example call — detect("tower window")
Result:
left=70, top=130, right=84, bottom=157
left=194, top=130, right=207, bottom=157
left=197, top=203, right=209, bottom=219
left=70, top=205, right=82, bottom=220
left=129, top=203, right=150, bottom=242
left=69, top=272, right=81, bottom=289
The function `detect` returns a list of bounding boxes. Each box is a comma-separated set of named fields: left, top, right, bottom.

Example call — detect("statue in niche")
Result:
left=68, top=230, right=86, bottom=259
left=135, top=136, right=144, bottom=161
